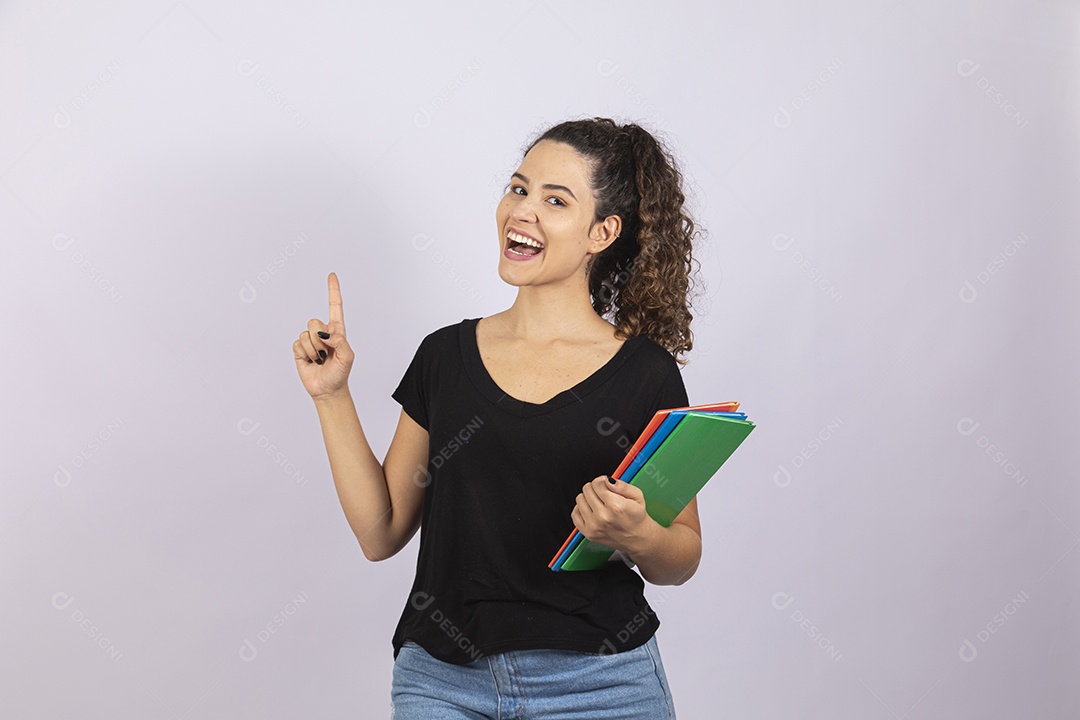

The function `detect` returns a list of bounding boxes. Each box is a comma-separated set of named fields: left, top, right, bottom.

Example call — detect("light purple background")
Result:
left=2, top=1, right=1077, bottom=717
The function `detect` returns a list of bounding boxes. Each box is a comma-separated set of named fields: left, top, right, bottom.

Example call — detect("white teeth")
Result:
left=507, top=230, right=544, bottom=249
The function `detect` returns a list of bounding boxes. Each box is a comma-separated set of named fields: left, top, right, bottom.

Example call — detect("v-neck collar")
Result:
left=460, top=317, right=644, bottom=418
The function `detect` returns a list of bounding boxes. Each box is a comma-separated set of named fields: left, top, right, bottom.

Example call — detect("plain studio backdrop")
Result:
left=1, top=1, right=1077, bottom=717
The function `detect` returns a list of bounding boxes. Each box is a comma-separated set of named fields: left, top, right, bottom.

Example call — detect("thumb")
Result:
left=318, top=327, right=353, bottom=362
left=324, top=317, right=346, bottom=339
left=319, top=326, right=347, bottom=348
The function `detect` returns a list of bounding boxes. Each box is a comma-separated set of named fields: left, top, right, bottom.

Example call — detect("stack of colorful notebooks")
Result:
left=549, top=402, right=756, bottom=572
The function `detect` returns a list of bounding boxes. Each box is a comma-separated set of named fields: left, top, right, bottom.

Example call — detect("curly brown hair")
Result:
left=522, top=117, right=704, bottom=366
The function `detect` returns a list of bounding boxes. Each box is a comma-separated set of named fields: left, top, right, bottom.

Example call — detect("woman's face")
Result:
left=495, top=139, right=619, bottom=288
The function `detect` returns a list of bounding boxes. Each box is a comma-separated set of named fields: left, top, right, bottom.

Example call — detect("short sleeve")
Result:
left=649, top=356, right=689, bottom=413
left=391, top=339, right=429, bottom=431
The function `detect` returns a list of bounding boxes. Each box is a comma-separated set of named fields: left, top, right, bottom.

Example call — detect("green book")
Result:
left=554, top=411, right=756, bottom=572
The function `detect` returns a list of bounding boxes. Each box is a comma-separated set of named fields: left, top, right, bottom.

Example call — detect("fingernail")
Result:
left=317, top=331, right=330, bottom=339
left=307, top=359, right=313, bottom=364
left=607, top=475, right=616, bottom=484
left=315, top=358, right=323, bottom=365
left=318, top=350, right=327, bottom=358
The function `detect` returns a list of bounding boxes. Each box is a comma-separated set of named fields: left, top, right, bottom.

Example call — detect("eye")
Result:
left=509, top=184, right=567, bottom=206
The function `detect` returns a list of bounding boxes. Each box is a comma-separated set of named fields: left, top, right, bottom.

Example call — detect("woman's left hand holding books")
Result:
left=570, top=475, right=659, bottom=556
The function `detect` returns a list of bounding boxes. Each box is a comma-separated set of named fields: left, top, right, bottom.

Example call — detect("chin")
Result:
left=496, top=258, right=540, bottom=286
left=496, top=267, right=526, bottom=287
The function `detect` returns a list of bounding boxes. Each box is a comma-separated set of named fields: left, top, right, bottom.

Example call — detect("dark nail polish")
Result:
left=607, top=475, right=616, bottom=484
left=318, top=350, right=327, bottom=358
left=307, top=359, right=313, bottom=364
left=315, top=358, right=323, bottom=365
left=317, top=331, right=330, bottom=339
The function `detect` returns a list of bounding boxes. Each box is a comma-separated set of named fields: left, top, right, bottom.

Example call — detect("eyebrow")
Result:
left=511, top=172, right=577, bottom=201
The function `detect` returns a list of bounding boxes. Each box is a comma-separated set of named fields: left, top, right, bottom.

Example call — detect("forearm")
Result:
left=312, top=389, right=395, bottom=558
left=623, top=520, right=701, bottom=586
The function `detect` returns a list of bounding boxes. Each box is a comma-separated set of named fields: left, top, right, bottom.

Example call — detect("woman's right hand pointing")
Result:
left=293, top=272, right=355, bottom=400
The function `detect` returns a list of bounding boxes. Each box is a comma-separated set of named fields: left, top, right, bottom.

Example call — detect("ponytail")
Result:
left=524, top=117, right=702, bottom=365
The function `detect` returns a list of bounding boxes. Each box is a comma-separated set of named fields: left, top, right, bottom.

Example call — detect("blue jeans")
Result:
left=390, top=634, right=677, bottom=719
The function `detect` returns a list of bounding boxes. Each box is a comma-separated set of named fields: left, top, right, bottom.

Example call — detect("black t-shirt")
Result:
left=389, top=316, right=689, bottom=664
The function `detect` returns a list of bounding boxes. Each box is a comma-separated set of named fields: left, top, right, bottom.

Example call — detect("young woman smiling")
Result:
left=294, top=117, right=704, bottom=719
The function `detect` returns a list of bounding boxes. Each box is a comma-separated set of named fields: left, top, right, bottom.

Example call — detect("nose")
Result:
left=508, top=191, right=541, bottom=222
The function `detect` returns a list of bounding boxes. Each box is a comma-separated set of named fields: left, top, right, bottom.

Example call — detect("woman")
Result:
left=293, top=117, right=704, bottom=719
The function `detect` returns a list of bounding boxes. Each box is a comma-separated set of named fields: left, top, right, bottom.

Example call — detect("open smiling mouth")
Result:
left=506, top=230, right=544, bottom=257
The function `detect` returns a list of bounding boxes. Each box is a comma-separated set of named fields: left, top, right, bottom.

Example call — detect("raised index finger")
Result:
left=327, top=272, right=344, bottom=327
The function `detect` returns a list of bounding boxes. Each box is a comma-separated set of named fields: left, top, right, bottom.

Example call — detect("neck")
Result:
left=500, top=280, right=610, bottom=343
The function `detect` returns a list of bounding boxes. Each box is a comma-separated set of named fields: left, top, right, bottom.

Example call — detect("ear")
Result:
left=587, top=215, right=622, bottom=256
